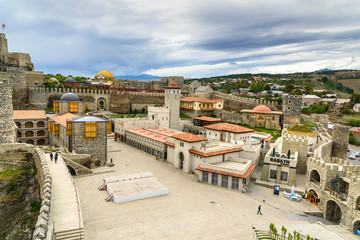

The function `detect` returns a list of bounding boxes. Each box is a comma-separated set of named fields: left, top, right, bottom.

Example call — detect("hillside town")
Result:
left=1, top=18, right=360, bottom=240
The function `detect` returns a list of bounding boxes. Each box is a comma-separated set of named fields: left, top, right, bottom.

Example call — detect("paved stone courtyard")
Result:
left=75, top=138, right=345, bottom=240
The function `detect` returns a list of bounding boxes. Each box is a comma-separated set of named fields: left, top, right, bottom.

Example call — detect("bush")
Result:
left=30, top=201, right=41, bottom=212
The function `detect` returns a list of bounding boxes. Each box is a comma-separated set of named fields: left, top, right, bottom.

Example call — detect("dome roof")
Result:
left=252, top=105, right=272, bottom=113
left=95, top=70, right=115, bottom=80
left=60, top=93, right=80, bottom=102
left=168, top=81, right=178, bottom=87
left=64, top=77, right=76, bottom=83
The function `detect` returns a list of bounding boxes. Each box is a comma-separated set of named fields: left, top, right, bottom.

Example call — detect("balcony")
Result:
left=180, top=105, right=194, bottom=110
left=200, top=107, right=215, bottom=111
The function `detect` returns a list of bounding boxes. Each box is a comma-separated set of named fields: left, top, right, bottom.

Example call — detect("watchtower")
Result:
left=0, top=79, right=15, bottom=144
left=165, top=81, right=181, bottom=130
left=0, top=33, right=8, bottom=55
left=332, top=124, right=349, bottom=160
left=282, top=94, right=302, bottom=127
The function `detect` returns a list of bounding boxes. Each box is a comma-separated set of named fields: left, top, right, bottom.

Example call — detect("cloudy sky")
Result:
left=2, top=0, right=360, bottom=78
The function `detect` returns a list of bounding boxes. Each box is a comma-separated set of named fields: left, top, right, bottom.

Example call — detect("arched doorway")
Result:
left=326, top=200, right=342, bottom=223
left=179, top=152, right=184, bottom=169
left=353, top=220, right=360, bottom=235
left=67, top=165, right=76, bottom=176
left=310, top=169, right=321, bottom=184
left=256, top=115, right=265, bottom=128
left=97, top=98, right=106, bottom=110
left=307, top=189, right=319, bottom=206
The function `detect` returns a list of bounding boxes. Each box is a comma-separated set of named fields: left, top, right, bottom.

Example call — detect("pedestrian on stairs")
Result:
left=54, top=152, right=58, bottom=163
left=50, top=152, right=53, bottom=161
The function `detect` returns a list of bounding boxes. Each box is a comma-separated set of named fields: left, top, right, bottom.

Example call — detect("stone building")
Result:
left=302, top=95, right=321, bottom=106
left=165, top=81, right=181, bottom=130
left=13, top=110, right=48, bottom=145
left=203, top=123, right=254, bottom=144
left=331, top=124, right=350, bottom=160
left=240, top=105, right=283, bottom=130
left=306, top=156, right=360, bottom=234
left=0, top=79, right=15, bottom=144
left=53, top=92, right=85, bottom=115
left=282, top=94, right=302, bottom=127
left=49, top=92, right=110, bottom=163
left=181, top=80, right=201, bottom=96
left=194, top=85, right=214, bottom=99
left=180, top=97, right=224, bottom=117
left=161, top=76, right=184, bottom=87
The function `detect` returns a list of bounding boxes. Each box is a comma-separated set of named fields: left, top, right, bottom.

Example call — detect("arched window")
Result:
left=25, top=131, right=34, bottom=137
left=15, top=122, right=21, bottom=128
left=37, top=130, right=45, bottom=136
left=37, top=121, right=45, bottom=128
left=25, top=122, right=33, bottom=128
left=258, top=116, right=264, bottom=121
left=310, top=170, right=321, bottom=183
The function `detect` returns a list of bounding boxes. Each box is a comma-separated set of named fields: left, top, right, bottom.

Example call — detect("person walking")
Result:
left=54, top=152, right=58, bottom=163
left=50, top=152, right=53, bottom=161
left=257, top=205, right=262, bottom=215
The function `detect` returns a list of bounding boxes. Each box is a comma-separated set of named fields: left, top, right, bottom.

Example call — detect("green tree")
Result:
left=349, top=133, right=356, bottom=145
left=294, top=89, right=303, bottom=95
left=250, top=81, right=266, bottom=93
left=284, top=84, right=295, bottom=93
left=350, top=93, right=360, bottom=103
left=305, top=85, right=313, bottom=94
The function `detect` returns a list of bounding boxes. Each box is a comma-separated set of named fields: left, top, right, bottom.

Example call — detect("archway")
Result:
left=37, top=130, right=45, bottom=137
left=37, top=139, right=46, bottom=146
left=37, top=121, right=45, bottom=128
left=256, top=115, right=265, bottom=128
left=326, top=200, right=342, bottom=223
left=310, top=169, right=321, bottom=184
left=353, top=220, right=360, bottom=235
left=307, top=189, right=319, bottom=206
left=25, top=139, right=34, bottom=145
left=67, top=165, right=76, bottom=176
left=97, top=97, right=106, bottom=110
left=25, top=121, right=33, bottom=128
left=25, top=131, right=34, bottom=137
left=179, top=152, right=184, bottom=169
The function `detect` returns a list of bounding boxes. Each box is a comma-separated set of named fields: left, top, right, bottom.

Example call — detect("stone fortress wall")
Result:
left=28, top=87, right=165, bottom=113
left=211, top=92, right=281, bottom=112
left=281, top=130, right=308, bottom=174
left=0, top=79, right=15, bottom=144
left=0, top=144, right=53, bottom=239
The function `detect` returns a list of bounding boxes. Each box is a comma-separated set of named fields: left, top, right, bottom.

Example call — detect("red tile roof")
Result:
left=180, top=97, right=221, bottom=104
left=264, top=136, right=273, bottom=142
left=350, top=127, right=360, bottom=133
left=126, top=128, right=172, bottom=143
left=13, top=110, right=47, bottom=120
left=193, top=116, right=221, bottom=122
left=196, top=164, right=256, bottom=179
left=50, top=113, right=78, bottom=127
left=189, top=147, right=243, bottom=157
left=145, top=126, right=178, bottom=137
left=204, top=123, right=254, bottom=134
left=172, top=133, right=207, bottom=142
left=165, top=141, right=175, bottom=147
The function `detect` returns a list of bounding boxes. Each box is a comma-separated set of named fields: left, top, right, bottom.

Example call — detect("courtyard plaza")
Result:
left=74, top=137, right=350, bottom=240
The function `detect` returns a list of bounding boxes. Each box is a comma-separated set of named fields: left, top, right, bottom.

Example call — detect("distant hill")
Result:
left=115, top=74, right=161, bottom=81
left=315, top=68, right=333, bottom=72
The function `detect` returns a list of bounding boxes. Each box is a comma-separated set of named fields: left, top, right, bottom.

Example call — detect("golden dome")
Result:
left=94, top=70, right=115, bottom=80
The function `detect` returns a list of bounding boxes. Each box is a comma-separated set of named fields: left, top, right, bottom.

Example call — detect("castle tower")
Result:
left=282, top=94, right=302, bottom=127
left=165, top=81, right=181, bottom=130
left=0, top=33, right=8, bottom=55
left=332, top=124, right=349, bottom=160
left=0, top=79, right=16, bottom=144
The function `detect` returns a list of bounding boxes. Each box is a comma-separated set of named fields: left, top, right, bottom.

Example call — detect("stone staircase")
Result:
left=54, top=227, right=84, bottom=240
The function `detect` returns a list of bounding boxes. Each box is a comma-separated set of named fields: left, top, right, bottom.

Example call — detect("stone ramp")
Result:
left=46, top=153, right=83, bottom=239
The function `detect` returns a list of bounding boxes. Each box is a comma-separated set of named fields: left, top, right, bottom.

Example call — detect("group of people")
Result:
left=49, top=152, right=59, bottom=163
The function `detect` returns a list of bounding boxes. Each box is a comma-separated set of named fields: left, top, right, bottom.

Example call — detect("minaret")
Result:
left=0, top=79, right=15, bottom=144
left=165, top=81, right=181, bottom=130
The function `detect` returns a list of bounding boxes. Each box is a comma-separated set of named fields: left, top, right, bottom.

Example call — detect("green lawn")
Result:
left=180, top=113, right=192, bottom=119
left=232, top=123, right=281, bottom=140
left=109, top=114, right=147, bottom=118
left=300, top=121, right=318, bottom=129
